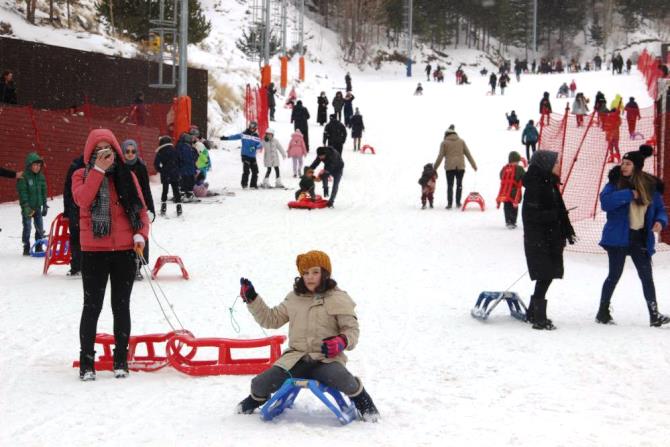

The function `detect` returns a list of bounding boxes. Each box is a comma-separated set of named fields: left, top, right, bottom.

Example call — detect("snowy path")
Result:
left=2, top=68, right=670, bottom=447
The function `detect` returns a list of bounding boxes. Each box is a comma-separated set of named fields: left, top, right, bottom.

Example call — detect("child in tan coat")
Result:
left=236, top=250, right=380, bottom=422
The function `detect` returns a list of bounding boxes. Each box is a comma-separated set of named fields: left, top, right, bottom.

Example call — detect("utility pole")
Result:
left=406, top=0, right=413, bottom=77
left=178, top=0, right=188, bottom=96
left=532, top=0, right=537, bottom=65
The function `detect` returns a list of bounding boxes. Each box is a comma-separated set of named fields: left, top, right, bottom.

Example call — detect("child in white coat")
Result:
left=261, top=128, right=287, bottom=188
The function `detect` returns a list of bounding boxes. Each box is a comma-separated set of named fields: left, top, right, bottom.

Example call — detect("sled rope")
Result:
left=228, top=295, right=269, bottom=337
left=149, top=224, right=172, bottom=256
left=138, top=254, right=185, bottom=332
left=504, top=271, right=528, bottom=292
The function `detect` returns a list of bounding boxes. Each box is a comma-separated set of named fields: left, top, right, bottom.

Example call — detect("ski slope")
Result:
left=2, top=62, right=670, bottom=446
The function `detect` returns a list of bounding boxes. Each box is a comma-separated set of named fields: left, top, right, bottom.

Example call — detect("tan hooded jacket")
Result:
left=247, top=287, right=359, bottom=370
left=434, top=132, right=478, bottom=171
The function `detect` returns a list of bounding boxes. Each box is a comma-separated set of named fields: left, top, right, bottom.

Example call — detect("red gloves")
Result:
left=321, top=335, right=347, bottom=358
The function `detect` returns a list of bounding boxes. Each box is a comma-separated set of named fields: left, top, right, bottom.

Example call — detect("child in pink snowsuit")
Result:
left=287, top=129, right=308, bottom=178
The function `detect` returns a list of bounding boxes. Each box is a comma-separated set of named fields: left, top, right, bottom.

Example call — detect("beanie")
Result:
left=530, top=150, right=558, bottom=173
left=158, top=135, right=172, bottom=146
left=296, top=250, right=332, bottom=275
left=623, top=144, right=653, bottom=171
left=508, top=151, right=521, bottom=163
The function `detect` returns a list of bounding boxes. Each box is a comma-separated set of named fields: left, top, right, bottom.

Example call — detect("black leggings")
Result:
left=264, top=167, right=280, bottom=178
left=79, top=250, right=136, bottom=356
left=161, top=181, right=181, bottom=203
left=250, top=357, right=361, bottom=399
left=534, top=279, right=553, bottom=300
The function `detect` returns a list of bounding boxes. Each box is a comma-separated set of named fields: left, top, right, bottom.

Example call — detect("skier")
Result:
left=596, top=146, right=669, bottom=326
left=323, top=114, right=347, bottom=155
left=317, top=92, right=329, bottom=126
left=310, top=146, right=344, bottom=208
left=235, top=251, right=380, bottom=421
left=522, top=150, right=576, bottom=330
left=624, top=97, right=641, bottom=138
left=220, top=121, right=263, bottom=189
left=521, top=120, right=539, bottom=161
left=418, top=163, right=437, bottom=209
left=291, top=100, right=311, bottom=151
left=499, top=151, right=525, bottom=229
left=260, top=128, right=287, bottom=189
left=350, top=108, right=365, bottom=152
left=154, top=135, right=182, bottom=216
left=539, top=92, right=552, bottom=126
left=433, top=124, right=478, bottom=209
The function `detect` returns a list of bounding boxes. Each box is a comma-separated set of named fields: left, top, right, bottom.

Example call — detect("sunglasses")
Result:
left=125, top=150, right=137, bottom=154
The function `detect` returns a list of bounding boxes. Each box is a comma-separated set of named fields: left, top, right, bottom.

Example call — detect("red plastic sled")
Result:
left=462, top=192, right=486, bottom=211
left=496, top=164, right=522, bottom=208
left=360, top=144, right=376, bottom=154
left=43, top=213, right=71, bottom=275
left=72, top=330, right=195, bottom=372
left=288, top=195, right=329, bottom=209
left=166, top=332, right=287, bottom=376
left=152, top=255, right=190, bottom=280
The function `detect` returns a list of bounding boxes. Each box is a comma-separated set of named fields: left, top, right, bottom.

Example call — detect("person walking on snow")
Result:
left=287, top=129, right=308, bottom=178
left=539, top=92, right=552, bottom=126
left=220, top=121, right=263, bottom=189
left=572, top=93, right=589, bottom=127
left=350, top=108, right=365, bottom=152
left=345, top=72, right=352, bottom=92
left=323, top=114, right=348, bottom=155
left=418, top=163, right=437, bottom=209
left=154, top=135, right=182, bottom=216
left=343, top=92, right=355, bottom=128
left=291, top=100, right=311, bottom=151
left=433, top=125, right=478, bottom=209
left=332, top=91, right=344, bottom=122
left=521, top=120, right=539, bottom=160
left=317, top=92, right=329, bottom=126
left=261, top=128, right=287, bottom=188
left=425, top=63, right=432, bottom=81
left=522, top=150, right=576, bottom=330
left=499, top=151, right=525, bottom=229
left=624, top=97, right=641, bottom=138
left=235, top=250, right=380, bottom=422
left=489, top=72, right=497, bottom=94
left=267, top=82, right=277, bottom=122
left=596, top=146, right=669, bottom=327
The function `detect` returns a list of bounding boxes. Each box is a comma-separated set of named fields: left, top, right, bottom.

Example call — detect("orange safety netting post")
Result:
left=280, top=56, right=288, bottom=93
left=172, top=96, right=191, bottom=142
left=299, top=56, right=305, bottom=81
left=256, top=85, right=269, bottom=138
left=261, top=64, right=272, bottom=88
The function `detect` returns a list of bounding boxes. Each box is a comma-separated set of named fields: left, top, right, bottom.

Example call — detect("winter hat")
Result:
left=530, top=150, right=558, bottom=173
left=265, top=128, right=274, bottom=135
left=508, top=151, right=521, bottom=163
left=445, top=124, right=456, bottom=135
left=296, top=250, right=332, bottom=275
left=248, top=120, right=258, bottom=129
left=623, top=145, right=653, bottom=171
left=303, top=166, right=314, bottom=175
left=189, top=126, right=200, bottom=138
left=158, top=135, right=172, bottom=146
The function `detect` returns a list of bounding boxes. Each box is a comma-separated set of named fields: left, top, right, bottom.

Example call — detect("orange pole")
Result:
left=280, top=56, right=288, bottom=92
left=261, top=65, right=271, bottom=88
left=299, top=56, right=305, bottom=81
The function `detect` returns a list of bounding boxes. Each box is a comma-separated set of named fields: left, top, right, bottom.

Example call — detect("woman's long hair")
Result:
left=619, top=169, right=656, bottom=206
left=293, top=269, right=337, bottom=295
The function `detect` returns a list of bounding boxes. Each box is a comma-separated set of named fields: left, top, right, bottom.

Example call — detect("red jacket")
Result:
left=72, top=129, right=150, bottom=252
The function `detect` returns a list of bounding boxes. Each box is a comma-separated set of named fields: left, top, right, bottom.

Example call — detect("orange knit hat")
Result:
left=296, top=250, right=332, bottom=275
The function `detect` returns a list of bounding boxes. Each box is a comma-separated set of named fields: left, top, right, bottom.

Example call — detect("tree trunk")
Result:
left=67, top=0, right=71, bottom=29
left=109, top=0, right=115, bottom=36
left=49, top=0, right=54, bottom=23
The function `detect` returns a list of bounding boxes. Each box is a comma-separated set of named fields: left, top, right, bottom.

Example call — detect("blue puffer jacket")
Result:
left=224, top=130, right=262, bottom=158
left=177, top=141, right=197, bottom=176
left=522, top=124, right=538, bottom=144
left=599, top=168, right=668, bottom=255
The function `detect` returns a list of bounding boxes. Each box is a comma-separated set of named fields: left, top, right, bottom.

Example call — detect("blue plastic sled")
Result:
left=260, top=378, right=358, bottom=425
left=29, top=238, right=49, bottom=258
left=471, top=291, right=527, bottom=321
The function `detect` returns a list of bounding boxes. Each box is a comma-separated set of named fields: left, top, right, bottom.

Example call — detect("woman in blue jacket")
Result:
left=597, top=145, right=669, bottom=326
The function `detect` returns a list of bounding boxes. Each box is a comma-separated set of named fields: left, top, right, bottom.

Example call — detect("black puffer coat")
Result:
left=154, top=141, right=180, bottom=184
left=63, top=156, right=85, bottom=223
left=522, top=164, right=575, bottom=280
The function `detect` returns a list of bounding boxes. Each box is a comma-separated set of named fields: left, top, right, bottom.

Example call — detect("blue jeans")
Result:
left=600, top=230, right=657, bottom=314
left=22, top=212, right=44, bottom=248
left=322, top=171, right=343, bottom=205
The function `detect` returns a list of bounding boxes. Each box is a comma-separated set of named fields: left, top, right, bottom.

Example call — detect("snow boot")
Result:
left=525, top=296, right=536, bottom=324
left=595, top=304, right=615, bottom=325
left=275, top=178, right=284, bottom=189
left=34, top=242, right=44, bottom=253
left=160, top=202, right=167, bottom=216
left=113, top=348, right=129, bottom=378
left=350, top=388, right=380, bottom=422
left=67, top=269, right=81, bottom=277
left=236, top=395, right=266, bottom=414
left=22, top=244, right=30, bottom=256
left=176, top=204, right=182, bottom=216
left=532, top=299, right=556, bottom=330
left=79, top=351, right=96, bottom=381
left=261, top=178, right=271, bottom=189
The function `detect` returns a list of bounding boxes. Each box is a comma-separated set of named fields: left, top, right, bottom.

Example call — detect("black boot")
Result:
left=236, top=395, right=266, bottom=414
left=525, top=296, right=536, bottom=324
left=595, top=303, right=615, bottom=324
left=350, top=388, right=380, bottom=422
left=23, top=244, right=30, bottom=256
left=532, top=299, right=556, bottom=330
left=113, top=348, right=129, bottom=378
left=176, top=204, right=182, bottom=216
left=79, top=350, right=96, bottom=381
left=160, top=202, right=167, bottom=216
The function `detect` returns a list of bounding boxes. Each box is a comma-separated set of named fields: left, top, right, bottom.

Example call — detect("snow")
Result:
left=2, top=2, right=670, bottom=447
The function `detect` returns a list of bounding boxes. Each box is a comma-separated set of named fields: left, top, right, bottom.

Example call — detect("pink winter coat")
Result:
left=72, top=129, right=150, bottom=252
left=286, top=131, right=307, bottom=158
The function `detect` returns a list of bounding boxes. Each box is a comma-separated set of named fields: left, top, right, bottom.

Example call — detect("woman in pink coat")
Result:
left=72, top=128, right=150, bottom=381
left=287, top=129, right=308, bottom=178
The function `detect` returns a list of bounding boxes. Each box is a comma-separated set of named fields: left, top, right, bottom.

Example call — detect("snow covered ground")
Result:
left=2, top=62, right=670, bottom=446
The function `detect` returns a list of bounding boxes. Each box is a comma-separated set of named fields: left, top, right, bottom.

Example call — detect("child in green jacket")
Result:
left=17, top=152, right=47, bottom=255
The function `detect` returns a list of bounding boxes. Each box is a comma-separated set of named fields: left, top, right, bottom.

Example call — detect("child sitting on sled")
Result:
left=414, top=82, right=424, bottom=96
left=295, top=167, right=317, bottom=201
left=497, top=151, right=525, bottom=229
left=236, top=250, right=380, bottom=422
left=418, top=163, right=437, bottom=209
left=506, top=110, right=520, bottom=130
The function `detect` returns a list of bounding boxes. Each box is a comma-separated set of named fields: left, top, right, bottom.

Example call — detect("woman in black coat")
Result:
left=317, top=92, right=329, bottom=126
left=1, top=70, right=18, bottom=104
left=522, top=150, right=575, bottom=330
left=290, top=100, right=311, bottom=151
left=350, top=108, right=365, bottom=152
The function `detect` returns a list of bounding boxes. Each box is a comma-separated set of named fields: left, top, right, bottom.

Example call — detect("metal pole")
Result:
left=532, top=0, right=537, bottom=65
left=406, top=0, right=412, bottom=77
left=281, top=0, right=287, bottom=55
left=299, top=0, right=304, bottom=55
left=264, top=0, right=271, bottom=65
left=178, top=0, right=188, bottom=96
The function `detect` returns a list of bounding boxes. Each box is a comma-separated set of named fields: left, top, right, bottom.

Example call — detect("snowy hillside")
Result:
left=2, top=2, right=670, bottom=447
